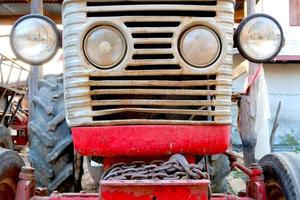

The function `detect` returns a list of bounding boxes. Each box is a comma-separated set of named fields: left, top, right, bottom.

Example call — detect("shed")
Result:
left=0, top=0, right=248, bottom=24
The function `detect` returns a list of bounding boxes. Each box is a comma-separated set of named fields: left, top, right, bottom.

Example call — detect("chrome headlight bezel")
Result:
left=178, top=26, right=221, bottom=68
left=235, top=13, right=284, bottom=63
left=10, top=14, right=61, bottom=65
left=83, top=25, right=127, bottom=69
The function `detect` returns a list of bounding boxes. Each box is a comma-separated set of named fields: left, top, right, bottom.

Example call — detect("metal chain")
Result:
left=102, top=154, right=209, bottom=181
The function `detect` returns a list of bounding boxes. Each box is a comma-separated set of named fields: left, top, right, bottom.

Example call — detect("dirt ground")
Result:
left=19, top=148, right=245, bottom=194
left=19, top=148, right=98, bottom=193
left=81, top=157, right=98, bottom=193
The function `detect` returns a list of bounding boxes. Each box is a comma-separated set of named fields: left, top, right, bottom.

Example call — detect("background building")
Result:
left=232, top=0, right=300, bottom=151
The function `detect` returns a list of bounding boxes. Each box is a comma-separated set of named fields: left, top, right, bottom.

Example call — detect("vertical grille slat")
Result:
left=86, top=3, right=217, bottom=17
left=132, top=49, right=173, bottom=55
left=87, top=1, right=217, bottom=7
left=87, top=10, right=216, bottom=18
left=133, top=38, right=174, bottom=44
left=134, top=43, right=172, bottom=49
left=125, top=22, right=181, bottom=28
left=91, top=99, right=230, bottom=107
left=132, top=32, right=174, bottom=38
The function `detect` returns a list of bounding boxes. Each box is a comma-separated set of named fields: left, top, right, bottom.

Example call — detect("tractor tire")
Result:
left=0, top=126, right=13, bottom=149
left=259, top=152, right=300, bottom=200
left=28, top=74, right=82, bottom=193
left=0, top=147, right=24, bottom=200
left=208, top=154, right=231, bottom=193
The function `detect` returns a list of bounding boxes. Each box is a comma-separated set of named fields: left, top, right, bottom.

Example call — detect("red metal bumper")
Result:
left=72, top=125, right=230, bottom=157
left=100, top=180, right=210, bottom=200
left=29, top=181, right=250, bottom=200
left=29, top=194, right=253, bottom=200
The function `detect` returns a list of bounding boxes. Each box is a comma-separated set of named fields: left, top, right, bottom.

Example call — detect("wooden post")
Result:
left=246, top=0, right=256, bottom=15
left=238, top=0, right=271, bottom=167
left=29, top=0, right=43, bottom=120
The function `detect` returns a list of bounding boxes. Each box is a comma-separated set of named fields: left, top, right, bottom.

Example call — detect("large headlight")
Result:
left=83, top=26, right=126, bottom=69
left=10, top=14, right=60, bottom=65
left=179, top=26, right=221, bottom=68
left=236, top=13, right=284, bottom=63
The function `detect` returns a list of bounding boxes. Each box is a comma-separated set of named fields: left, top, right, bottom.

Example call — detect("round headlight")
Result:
left=236, top=13, right=284, bottom=63
left=10, top=14, right=60, bottom=65
left=179, top=26, right=221, bottom=68
left=83, top=26, right=126, bottom=69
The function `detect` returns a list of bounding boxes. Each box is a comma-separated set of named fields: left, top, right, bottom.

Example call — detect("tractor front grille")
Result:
left=89, top=75, right=232, bottom=124
left=62, top=0, right=234, bottom=127
left=125, top=20, right=180, bottom=71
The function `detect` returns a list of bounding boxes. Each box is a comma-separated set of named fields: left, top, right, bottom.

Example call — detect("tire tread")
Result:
left=29, top=75, right=76, bottom=192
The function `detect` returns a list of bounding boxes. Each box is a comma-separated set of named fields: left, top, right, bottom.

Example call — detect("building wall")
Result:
left=264, top=63, right=300, bottom=144
left=231, top=60, right=300, bottom=146
left=257, top=0, right=300, bottom=56
left=258, top=0, right=300, bottom=144
left=231, top=1, right=300, bottom=149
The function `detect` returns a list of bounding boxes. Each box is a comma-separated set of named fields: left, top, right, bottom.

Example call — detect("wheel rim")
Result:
left=0, top=141, right=7, bottom=148
left=0, top=178, right=17, bottom=200
left=265, top=179, right=285, bottom=200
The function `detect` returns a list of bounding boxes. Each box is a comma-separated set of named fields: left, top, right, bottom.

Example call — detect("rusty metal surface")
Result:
left=0, top=53, right=29, bottom=128
left=63, top=0, right=234, bottom=127
left=102, top=154, right=209, bottom=181
left=0, top=53, right=29, bottom=94
left=0, top=3, right=61, bottom=16
left=100, top=179, right=210, bottom=200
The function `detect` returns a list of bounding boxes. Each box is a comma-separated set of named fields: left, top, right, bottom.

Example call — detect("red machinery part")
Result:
left=10, top=112, right=29, bottom=147
left=15, top=156, right=267, bottom=200
left=29, top=194, right=253, bottom=200
left=72, top=125, right=230, bottom=157
left=100, top=180, right=210, bottom=200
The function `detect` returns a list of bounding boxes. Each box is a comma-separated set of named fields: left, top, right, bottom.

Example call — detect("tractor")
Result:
left=0, top=53, right=29, bottom=151
left=2, top=0, right=300, bottom=199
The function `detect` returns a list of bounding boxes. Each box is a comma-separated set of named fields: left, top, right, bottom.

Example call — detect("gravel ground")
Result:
left=81, top=157, right=98, bottom=193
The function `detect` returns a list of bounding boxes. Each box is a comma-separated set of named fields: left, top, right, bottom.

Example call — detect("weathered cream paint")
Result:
left=62, top=0, right=235, bottom=127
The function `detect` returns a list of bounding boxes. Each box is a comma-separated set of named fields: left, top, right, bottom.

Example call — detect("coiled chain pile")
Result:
left=102, top=154, right=209, bottom=181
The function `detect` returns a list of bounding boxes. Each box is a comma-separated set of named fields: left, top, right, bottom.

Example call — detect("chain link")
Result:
left=102, top=154, right=209, bottom=181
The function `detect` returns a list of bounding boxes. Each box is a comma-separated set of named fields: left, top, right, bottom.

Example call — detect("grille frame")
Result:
left=77, top=17, right=229, bottom=75
left=62, top=0, right=235, bottom=127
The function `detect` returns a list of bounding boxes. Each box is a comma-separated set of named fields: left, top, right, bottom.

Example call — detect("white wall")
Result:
left=231, top=59, right=300, bottom=145
left=230, top=1, right=300, bottom=148
left=257, top=0, right=300, bottom=56
left=264, top=64, right=300, bottom=144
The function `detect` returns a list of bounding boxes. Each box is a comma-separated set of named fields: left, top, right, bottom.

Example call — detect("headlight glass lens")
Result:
left=11, top=16, right=59, bottom=65
left=84, top=26, right=126, bottom=69
left=179, top=26, right=221, bottom=67
left=238, top=15, right=283, bottom=62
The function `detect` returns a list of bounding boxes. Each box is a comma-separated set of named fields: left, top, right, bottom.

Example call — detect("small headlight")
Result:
left=83, top=26, right=126, bottom=69
left=236, top=13, right=284, bottom=63
left=10, top=14, right=60, bottom=65
left=179, top=26, right=221, bottom=68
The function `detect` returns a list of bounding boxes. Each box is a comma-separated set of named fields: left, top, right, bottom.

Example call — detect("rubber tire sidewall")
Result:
left=0, top=147, right=24, bottom=200
left=0, top=126, right=13, bottom=150
left=259, top=152, right=300, bottom=200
